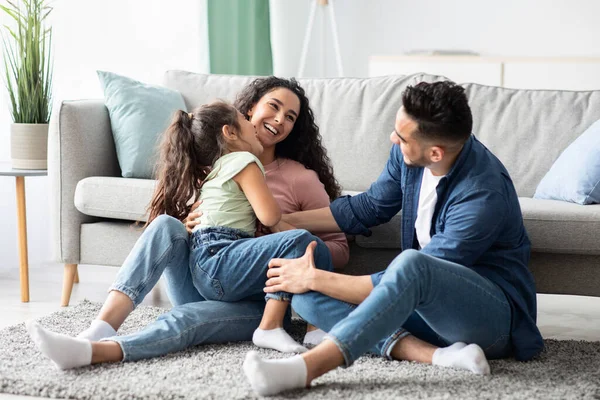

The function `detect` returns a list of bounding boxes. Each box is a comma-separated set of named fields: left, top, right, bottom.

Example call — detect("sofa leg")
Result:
left=61, top=264, right=78, bottom=307
left=74, top=267, right=79, bottom=284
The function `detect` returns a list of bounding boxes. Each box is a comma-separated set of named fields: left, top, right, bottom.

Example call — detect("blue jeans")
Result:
left=110, top=215, right=201, bottom=307
left=292, top=249, right=512, bottom=367
left=189, top=226, right=332, bottom=302
left=107, top=215, right=333, bottom=361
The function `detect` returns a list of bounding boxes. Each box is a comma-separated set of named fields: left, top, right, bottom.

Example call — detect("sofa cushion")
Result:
left=98, top=71, right=187, bottom=179
left=534, top=118, right=600, bottom=205
left=519, top=197, right=600, bottom=254
left=74, top=179, right=600, bottom=255
left=461, top=84, right=600, bottom=197
left=163, top=71, right=446, bottom=193
left=352, top=195, right=600, bottom=255
left=74, top=177, right=156, bottom=222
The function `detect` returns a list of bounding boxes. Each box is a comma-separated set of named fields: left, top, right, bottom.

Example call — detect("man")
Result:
left=243, top=81, right=544, bottom=396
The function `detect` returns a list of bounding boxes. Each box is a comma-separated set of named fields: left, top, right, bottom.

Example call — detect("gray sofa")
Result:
left=49, top=71, right=600, bottom=306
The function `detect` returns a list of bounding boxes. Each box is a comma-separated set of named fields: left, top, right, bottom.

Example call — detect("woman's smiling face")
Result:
left=247, top=87, right=301, bottom=150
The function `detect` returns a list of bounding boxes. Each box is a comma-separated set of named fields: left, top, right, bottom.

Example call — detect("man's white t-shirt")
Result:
left=415, top=168, right=445, bottom=249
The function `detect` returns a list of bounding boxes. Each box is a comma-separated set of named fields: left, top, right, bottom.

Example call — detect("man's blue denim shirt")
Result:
left=330, top=135, right=544, bottom=361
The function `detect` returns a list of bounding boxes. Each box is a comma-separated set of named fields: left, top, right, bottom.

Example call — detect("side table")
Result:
left=0, top=162, right=47, bottom=302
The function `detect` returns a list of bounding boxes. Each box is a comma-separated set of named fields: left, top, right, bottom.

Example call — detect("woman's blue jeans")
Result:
left=106, top=215, right=333, bottom=361
left=291, top=249, right=512, bottom=367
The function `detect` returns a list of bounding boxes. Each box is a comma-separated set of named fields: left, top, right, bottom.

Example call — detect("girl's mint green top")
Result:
left=192, top=151, right=265, bottom=236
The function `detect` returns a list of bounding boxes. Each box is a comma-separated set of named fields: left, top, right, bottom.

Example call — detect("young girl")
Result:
left=25, top=77, right=347, bottom=370
left=148, top=101, right=332, bottom=354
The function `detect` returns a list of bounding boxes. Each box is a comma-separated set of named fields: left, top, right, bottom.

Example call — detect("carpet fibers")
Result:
left=1, top=300, right=599, bottom=399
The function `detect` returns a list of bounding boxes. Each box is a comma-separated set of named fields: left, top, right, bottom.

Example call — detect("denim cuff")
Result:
left=264, top=292, right=292, bottom=303
left=99, top=336, right=128, bottom=362
left=382, top=328, right=411, bottom=360
left=108, top=284, right=140, bottom=309
left=323, top=334, right=354, bottom=368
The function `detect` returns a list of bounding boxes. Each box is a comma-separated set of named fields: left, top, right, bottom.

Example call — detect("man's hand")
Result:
left=264, top=241, right=318, bottom=294
left=183, top=201, right=202, bottom=234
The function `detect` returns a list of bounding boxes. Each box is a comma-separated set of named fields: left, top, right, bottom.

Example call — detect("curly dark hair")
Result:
left=402, top=81, right=473, bottom=145
left=146, top=102, right=238, bottom=225
left=234, top=76, right=341, bottom=201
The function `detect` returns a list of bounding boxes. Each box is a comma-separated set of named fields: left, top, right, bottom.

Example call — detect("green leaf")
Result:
left=0, top=0, right=53, bottom=123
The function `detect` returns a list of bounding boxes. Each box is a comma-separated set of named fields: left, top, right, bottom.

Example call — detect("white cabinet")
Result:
left=369, top=56, right=600, bottom=90
left=503, top=60, right=600, bottom=90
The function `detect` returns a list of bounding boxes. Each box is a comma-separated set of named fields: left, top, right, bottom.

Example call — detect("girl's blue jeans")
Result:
left=188, top=225, right=323, bottom=303
left=106, top=215, right=333, bottom=361
left=292, top=249, right=513, bottom=366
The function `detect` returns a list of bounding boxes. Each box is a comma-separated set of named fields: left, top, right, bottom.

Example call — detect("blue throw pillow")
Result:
left=534, top=119, right=600, bottom=205
left=97, top=71, right=187, bottom=178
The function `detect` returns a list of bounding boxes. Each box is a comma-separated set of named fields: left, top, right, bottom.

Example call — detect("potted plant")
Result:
left=1, top=0, right=53, bottom=169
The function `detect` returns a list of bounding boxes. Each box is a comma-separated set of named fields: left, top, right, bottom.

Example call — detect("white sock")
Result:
left=432, top=342, right=490, bottom=375
left=303, top=328, right=327, bottom=347
left=243, top=350, right=307, bottom=396
left=76, top=319, right=117, bottom=341
left=253, top=327, right=308, bottom=354
left=26, top=320, right=92, bottom=370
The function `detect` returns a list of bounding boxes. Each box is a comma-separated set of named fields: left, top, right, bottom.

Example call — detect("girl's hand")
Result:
left=183, top=201, right=202, bottom=234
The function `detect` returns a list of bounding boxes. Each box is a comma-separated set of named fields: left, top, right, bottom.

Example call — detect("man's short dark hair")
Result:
left=402, top=81, right=473, bottom=145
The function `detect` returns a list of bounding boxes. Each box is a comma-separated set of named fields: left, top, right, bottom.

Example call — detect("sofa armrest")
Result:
left=49, top=100, right=121, bottom=264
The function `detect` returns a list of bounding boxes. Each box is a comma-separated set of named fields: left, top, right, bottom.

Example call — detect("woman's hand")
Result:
left=256, top=219, right=297, bottom=236
left=264, top=241, right=318, bottom=294
left=269, top=219, right=297, bottom=233
left=255, top=221, right=269, bottom=237
left=183, top=201, right=202, bottom=234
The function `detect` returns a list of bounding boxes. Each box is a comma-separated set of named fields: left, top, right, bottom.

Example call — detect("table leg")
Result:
left=15, top=176, right=30, bottom=302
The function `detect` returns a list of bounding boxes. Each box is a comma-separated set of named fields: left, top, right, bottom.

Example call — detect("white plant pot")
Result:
left=10, top=123, right=48, bottom=170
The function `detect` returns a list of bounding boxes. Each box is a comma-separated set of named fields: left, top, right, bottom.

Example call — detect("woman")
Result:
left=26, top=77, right=349, bottom=369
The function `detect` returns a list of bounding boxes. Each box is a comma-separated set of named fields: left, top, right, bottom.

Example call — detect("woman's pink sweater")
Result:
left=264, top=158, right=349, bottom=269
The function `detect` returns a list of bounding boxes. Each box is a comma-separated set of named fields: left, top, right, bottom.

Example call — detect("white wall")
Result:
left=270, top=0, right=600, bottom=78
left=0, top=0, right=209, bottom=270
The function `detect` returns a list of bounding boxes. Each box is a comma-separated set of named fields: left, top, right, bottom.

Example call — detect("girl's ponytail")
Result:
left=146, top=110, right=209, bottom=225
left=145, top=102, right=239, bottom=226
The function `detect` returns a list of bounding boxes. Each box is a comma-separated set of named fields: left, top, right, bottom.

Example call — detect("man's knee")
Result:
left=387, top=249, right=429, bottom=278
